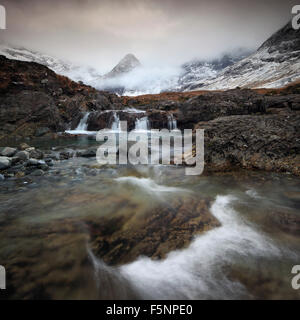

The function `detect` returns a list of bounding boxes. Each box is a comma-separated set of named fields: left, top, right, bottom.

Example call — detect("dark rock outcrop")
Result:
left=195, top=111, right=300, bottom=175
left=0, top=55, right=121, bottom=140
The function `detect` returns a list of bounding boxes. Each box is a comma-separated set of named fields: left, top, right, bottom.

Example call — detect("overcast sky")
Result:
left=0, top=0, right=297, bottom=71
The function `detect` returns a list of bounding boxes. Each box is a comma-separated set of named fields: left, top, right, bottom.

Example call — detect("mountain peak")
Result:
left=258, top=20, right=300, bottom=54
left=104, top=53, right=141, bottom=78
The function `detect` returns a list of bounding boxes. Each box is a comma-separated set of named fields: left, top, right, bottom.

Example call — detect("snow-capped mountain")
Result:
left=0, top=43, right=102, bottom=84
left=103, top=53, right=141, bottom=79
left=177, top=51, right=251, bottom=91
left=191, top=21, right=300, bottom=90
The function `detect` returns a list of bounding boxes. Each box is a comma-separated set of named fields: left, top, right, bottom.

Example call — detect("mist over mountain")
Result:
left=196, top=21, right=300, bottom=90
left=1, top=20, right=299, bottom=95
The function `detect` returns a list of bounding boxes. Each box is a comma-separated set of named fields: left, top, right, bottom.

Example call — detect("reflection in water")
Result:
left=0, top=156, right=299, bottom=299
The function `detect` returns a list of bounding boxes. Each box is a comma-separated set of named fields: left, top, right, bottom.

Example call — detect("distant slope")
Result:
left=193, top=21, right=300, bottom=90
left=177, top=51, right=251, bottom=91
left=0, top=43, right=102, bottom=85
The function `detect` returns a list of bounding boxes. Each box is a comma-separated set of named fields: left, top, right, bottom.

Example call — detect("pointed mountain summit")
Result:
left=104, top=53, right=141, bottom=78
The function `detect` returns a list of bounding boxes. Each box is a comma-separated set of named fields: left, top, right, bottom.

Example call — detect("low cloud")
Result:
left=0, top=0, right=298, bottom=71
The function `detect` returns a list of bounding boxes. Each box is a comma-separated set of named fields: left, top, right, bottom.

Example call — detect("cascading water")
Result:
left=65, top=112, right=96, bottom=135
left=76, top=112, right=90, bottom=131
left=111, top=112, right=121, bottom=131
left=135, top=116, right=150, bottom=131
left=168, top=114, right=177, bottom=130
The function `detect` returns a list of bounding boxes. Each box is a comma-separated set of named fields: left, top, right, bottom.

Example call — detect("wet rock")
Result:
left=44, top=158, right=54, bottom=166
left=0, top=173, right=4, bottom=181
left=26, top=159, right=47, bottom=168
left=28, top=149, right=44, bottom=159
left=0, top=147, right=17, bottom=157
left=269, top=210, right=300, bottom=235
left=5, top=164, right=26, bottom=175
left=194, top=112, right=300, bottom=176
left=11, top=156, right=22, bottom=165
left=89, top=197, right=220, bottom=266
left=147, top=110, right=170, bottom=129
left=39, top=164, right=49, bottom=171
left=44, top=151, right=60, bottom=160
left=15, top=171, right=25, bottom=178
left=77, top=148, right=97, bottom=158
left=0, top=156, right=12, bottom=169
left=59, top=151, right=72, bottom=160
left=30, top=169, right=44, bottom=176
left=35, top=127, right=50, bottom=137
left=19, top=143, right=30, bottom=150
left=15, top=151, right=30, bottom=161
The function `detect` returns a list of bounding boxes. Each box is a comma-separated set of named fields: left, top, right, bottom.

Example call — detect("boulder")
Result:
left=19, top=143, right=31, bottom=150
left=77, top=148, right=97, bottom=158
left=0, top=147, right=17, bottom=157
left=15, top=151, right=30, bottom=161
left=30, top=169, right=44, bottom=176
left=28, top=149, right=44, bottom=159
left=0, top=156, right=12, bottom=169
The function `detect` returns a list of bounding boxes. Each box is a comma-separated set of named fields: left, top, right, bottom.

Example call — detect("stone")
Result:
left=0, top=174, right=4, bottom=181
left=28, top=149, right=44, bottom=159
left=19, top=143, right=30, bottom=150
left=44, top=158, right=54, bottom=166
left=59, top=151, right=72, bottom=160
left=31, top=169, right=44, bottom=176
left=77, top=148, right=97, bottom=158
left=0, top=147, right=17, bottom=157
left=15, top=151, right=30, bottom=161
left=0, top=156, right=12, bottom=170
left=27, top=158, right=39, bottom=166
left=15, top=171, right=25, bottom=178
left=6, top=164, right=26, bottom=174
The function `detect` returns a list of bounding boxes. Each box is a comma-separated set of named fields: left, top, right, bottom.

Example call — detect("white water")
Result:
left=135, top=116, right=150, bottom=131
left=123, top=108, right=146, bottom=114
left=167, top=114, right=177, bottom=130
left=115, top=176, right=187, bottom=196
left=76, top=113, right=90, bottom=131
left=118, top=195, right=283, bottom=299
left=65, top=112, right=97, bottom=135
left=111, top=112, right=121, bottom=131
left=89, top=194, right=286, bottom=299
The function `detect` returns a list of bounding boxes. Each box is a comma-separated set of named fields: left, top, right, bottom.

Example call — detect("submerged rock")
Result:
left=89, top=197, right=220, bottom=266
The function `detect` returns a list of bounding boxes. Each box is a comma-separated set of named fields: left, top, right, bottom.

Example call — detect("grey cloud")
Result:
left=0, top=0, right=298, bottom=71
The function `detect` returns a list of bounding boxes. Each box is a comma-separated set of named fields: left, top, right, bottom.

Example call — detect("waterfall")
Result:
left=135, top=116, right=150, bottom=131
left=76, top=112, right=90, bottom=131
left=168, top=114, right=177, bottom=130
left=111, top=112, right=121, bottom=131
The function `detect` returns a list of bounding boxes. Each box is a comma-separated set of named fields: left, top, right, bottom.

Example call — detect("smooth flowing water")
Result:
left=0, top=138, right=299, bottom=300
